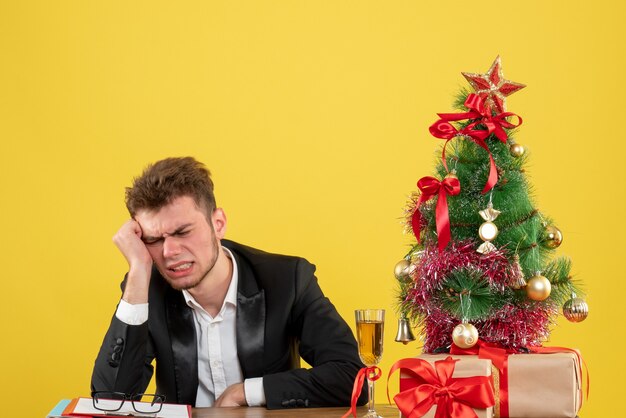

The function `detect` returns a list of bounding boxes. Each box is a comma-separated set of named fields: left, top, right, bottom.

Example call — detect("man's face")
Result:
left=135, top=195, right=226, bottom=290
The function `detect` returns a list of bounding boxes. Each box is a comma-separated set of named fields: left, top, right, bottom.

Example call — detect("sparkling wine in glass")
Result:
left=355, top=309, right=385, bottom=418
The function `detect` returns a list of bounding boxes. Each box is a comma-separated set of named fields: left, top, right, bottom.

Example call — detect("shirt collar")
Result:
left=182, top=246, right=239, bottom=314
left=221, top=246, right=239, bottom=307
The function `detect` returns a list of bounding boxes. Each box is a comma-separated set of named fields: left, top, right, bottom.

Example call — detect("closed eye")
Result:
left=142, top=237, right=163, bottom=246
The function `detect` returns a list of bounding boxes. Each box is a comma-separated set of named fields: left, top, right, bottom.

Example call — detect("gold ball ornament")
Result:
left=452, top=323, right=479, bottom=349
left=444, top=171, right=458, bottom=181
left=526, top=273, right=552, bottom=301
left=510, top=143, right=525, bottom=157
left=563, top=294, right=589, bottom=322
left=394, top=259, right=414, bottom=281
left=410, top=250, right=423, bottom=265
left=542, top=225, right=563, bottom=248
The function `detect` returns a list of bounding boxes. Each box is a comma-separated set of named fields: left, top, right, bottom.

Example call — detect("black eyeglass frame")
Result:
left=91, top=391, right=166, bottom=414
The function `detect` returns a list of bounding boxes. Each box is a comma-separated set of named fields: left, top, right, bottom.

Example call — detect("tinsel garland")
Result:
left=403, top=240, right=556, bottom=352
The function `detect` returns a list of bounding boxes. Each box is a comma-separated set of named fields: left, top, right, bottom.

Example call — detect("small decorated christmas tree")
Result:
left=395, top=57, right=589, bottom=353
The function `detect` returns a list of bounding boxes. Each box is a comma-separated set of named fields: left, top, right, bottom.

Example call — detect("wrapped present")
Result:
left=391, top=347, right=585, bottom=418
left=499, top=351, right=582, bottom=417
left=389, top=355, right=495, bottom=418
left=449, top=343, right=585, bottom=418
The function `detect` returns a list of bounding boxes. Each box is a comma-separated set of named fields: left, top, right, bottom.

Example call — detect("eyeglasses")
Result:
left=91, top=391, right=166, bottom=416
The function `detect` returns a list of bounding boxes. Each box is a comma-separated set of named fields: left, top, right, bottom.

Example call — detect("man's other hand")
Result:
left=215, top=383, right=247, bottom=407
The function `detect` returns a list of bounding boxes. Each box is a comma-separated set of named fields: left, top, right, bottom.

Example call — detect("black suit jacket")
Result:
left=91, top=240, right=366, bottom=408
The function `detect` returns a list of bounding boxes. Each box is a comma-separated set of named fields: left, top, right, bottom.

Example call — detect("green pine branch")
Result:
left=434, top=268, right=500, bottom=321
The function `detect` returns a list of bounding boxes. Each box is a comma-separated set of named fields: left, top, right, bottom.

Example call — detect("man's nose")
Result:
left=162, top=237, right=182, bottom=258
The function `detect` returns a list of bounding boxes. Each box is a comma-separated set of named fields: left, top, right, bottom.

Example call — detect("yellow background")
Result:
left=0, top=1, right=623, bottom=417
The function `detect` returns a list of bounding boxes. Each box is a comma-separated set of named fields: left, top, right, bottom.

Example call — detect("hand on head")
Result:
left=113, top=219, right=153, bottom=268
left=113, top=219, right=153, bottom=304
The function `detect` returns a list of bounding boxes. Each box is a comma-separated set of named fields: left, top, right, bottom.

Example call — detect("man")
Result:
left=91, top=157, right=366, bottom=409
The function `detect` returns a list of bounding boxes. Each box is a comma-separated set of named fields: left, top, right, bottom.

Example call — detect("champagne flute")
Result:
left=355, top=309, right=385, bottom=418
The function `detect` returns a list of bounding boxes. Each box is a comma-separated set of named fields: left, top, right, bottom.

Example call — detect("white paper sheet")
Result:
left=71, top=397, right=190, bottom=418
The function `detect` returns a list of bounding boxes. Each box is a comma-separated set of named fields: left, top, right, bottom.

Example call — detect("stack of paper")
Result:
left=46, top=397, right=191, bottom=418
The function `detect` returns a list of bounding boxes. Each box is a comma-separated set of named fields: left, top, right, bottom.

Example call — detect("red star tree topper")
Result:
left=462, top=56, right=526, bottom=113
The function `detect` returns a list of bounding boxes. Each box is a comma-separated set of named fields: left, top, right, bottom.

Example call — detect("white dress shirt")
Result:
left=115, top=247, right=265, bottom=407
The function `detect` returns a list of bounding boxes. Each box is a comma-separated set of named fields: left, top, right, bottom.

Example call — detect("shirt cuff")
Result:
left=115, top=299, right=149, bottom=325
left=244, top=378, right=266, bottom=406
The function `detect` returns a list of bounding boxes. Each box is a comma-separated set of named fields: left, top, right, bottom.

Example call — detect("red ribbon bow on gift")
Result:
left=387, top=357, right=495, bottom=418
left=411, top=175, right=461, bottom=252
left=342, top=366, right=382, bottom=418
left=450, top=340, right=514, bottom=417
left=429, top=94, right=522, bottom=194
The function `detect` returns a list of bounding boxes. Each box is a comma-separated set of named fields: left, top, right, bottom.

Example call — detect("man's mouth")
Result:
left=169, top=262, right=193, bottom=272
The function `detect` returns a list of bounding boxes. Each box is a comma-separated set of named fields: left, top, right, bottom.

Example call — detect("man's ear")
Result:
left=212, top=208, right=227, bottom=239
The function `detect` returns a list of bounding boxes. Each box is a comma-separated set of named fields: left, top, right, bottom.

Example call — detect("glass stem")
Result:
left=367, top=376, right=375, bottom=414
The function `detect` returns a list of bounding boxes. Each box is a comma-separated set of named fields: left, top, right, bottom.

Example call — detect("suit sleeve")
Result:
left=262, top=259, right=368, bottom=409
left=91, top=300, right=156, bottom=396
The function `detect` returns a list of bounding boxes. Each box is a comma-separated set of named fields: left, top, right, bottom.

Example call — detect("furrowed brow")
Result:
left=170, top=223, right=193, bottom=235
left=141, top=223, right=194, bottom=243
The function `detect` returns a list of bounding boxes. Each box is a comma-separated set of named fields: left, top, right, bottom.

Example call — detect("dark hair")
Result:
left=125, top=157, right=216, bottom=217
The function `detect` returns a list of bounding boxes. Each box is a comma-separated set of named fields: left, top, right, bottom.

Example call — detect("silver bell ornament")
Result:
left=394, top=316, right=416, bottom=345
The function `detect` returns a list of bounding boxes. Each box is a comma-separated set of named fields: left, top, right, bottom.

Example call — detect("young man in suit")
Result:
left=91, top=157, right=366, bottom=409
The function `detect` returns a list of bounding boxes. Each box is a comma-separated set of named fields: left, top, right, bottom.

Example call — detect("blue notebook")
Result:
left=46, top=399, right=71, bottom=417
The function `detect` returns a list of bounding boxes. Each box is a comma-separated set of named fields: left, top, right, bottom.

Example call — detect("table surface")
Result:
left=191, top=405, right=580, bottom=418
left=192, top=404, right=398, bottom=417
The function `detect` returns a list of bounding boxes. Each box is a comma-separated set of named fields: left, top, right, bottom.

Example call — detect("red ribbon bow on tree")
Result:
left=437, top=94, right=522, bottom=142
left=411, top=175, right=461, bottom=252
left=387, top=357, right=495, bottom=418
left=429, top=94, right=522, bottom=194
left=429, top=120, right=494, bottom=194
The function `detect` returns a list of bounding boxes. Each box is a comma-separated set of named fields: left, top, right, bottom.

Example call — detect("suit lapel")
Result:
left=233, top=250, right=266, bottom=378
left=165, top=287, right=198, bottom=405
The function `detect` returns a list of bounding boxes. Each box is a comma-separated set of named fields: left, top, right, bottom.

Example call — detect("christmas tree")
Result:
left=395, top=57, right=589, bottom=353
